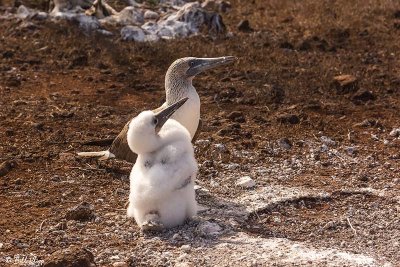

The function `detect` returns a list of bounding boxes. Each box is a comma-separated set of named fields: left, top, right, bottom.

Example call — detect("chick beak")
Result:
left=155, top=97, right=189, bottom=133
left=187, top=56, right=236, bottom=77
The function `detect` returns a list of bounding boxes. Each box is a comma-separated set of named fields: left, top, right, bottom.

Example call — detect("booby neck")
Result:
left=165, top=71, right=197, bottom=104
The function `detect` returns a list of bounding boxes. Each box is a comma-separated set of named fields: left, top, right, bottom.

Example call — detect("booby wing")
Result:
left=108, top=120, right=138, bottom=163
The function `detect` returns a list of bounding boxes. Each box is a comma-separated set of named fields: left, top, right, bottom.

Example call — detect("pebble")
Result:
left=172, top=233, right=182, bottom=240
left=320, top=136, right=336, bottom=146
left=235, top=176, right=256, bottom=188
left=278, top=138, right=292, bottom=150
left=371, top=134, right=379, bottom=141
left=144, top=10, right=159, bottom=20
left=0, top=161, right=16, bottom=177
left=180, top=244, right=191, bottom=252
left=333, top=74, right=358, bottom=94
left=389, top=128, right=400, bottom=137
left=237, top=19, right=253, bottom=32
left=383, top=139, right=390, bottom=145
left=120, top=26, right=145, bottom=42
left=227, top=111, right=245, bottom=123
left=344, top=146, right=357, bottom=156
left=113, top=262, right=128, bottom=267
left=65, top=202, right=96, bottom=221
left=352, top=90, right=376, bottom=103
left=276, top=113, right=300, bottom=124
left=197, top=221, right=222, bottom=237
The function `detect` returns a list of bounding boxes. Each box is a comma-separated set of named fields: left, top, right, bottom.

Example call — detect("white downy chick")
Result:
left=126, top=97, right=198, bottom=230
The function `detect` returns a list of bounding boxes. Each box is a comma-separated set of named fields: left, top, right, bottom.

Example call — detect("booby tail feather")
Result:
left=77, top=150, right=115, bottom=160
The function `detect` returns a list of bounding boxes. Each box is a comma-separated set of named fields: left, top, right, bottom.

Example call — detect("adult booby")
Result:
left=78, top=56, right=235, bottom=163
left=126, top=97, right=197, bottom=230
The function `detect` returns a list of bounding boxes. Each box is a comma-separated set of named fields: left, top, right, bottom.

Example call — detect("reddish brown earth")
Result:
left=0, top=0, right=399, bottom=266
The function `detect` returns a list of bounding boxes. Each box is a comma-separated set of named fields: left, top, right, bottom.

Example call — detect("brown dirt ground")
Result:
left=0, top=0, right=399, bottom=266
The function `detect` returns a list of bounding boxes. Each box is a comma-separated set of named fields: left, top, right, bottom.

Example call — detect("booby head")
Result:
left=127, top=97, right=189, bottom=154
left=166, top=56, right=236, bottom=81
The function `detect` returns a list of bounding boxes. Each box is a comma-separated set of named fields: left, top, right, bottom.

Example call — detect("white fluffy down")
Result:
left=126, top=113, right=198, bottom=229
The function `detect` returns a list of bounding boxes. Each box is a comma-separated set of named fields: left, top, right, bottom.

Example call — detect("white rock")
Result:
left=113, top=262, right=127, bottom=267
left=344, top=146, right=357, bottom=156
left=383, top=139, right=390, bottom=145
left=109, top=255, right=120, bottom=260
left=17, top=5, right=31, bottom=19
left=320, top=136, right=336, bottom=146
left=144, top=34, right=160, bottom=42
left=236, top=176, right=256, bottom=188
left=141, top=21, right=159, bottom=34
left=180, top=244, right=191, bottom=252
left=144, top=10, right=159, bottom=20
left=72, top=14, right=100, bottom=32
left=197, top=221, right=222, bottom=237
left=389, top=128, right=400, bottom=137
left=100, top=6, right=143, bottom=26
left=121, top=26, right=145, bottom=42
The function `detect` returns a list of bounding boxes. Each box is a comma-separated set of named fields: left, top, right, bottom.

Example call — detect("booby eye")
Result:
left=189, top=60, right=196, bottom=67
left=153, top=118, right=158, bottom=125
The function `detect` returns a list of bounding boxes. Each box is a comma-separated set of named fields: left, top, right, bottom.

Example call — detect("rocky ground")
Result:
left=0, top=0, right=399, bottom=266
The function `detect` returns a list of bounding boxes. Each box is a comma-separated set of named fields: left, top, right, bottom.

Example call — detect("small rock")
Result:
left=3, top=50, right=14, bottom=58
left=332, top=74, right=358, bottom=94
left=172, top=233, right=182, bottom=240
left=144, top=10, right=159, bottom=20
left=6, top=75, right=21, bottom=87
left=236, top=176, right=256, bottom=188
left=5, top=129, right=14, bottom=136
left=197, top=221, right=222, bottom=237
left=344, top=146, right=357, bottom=156
left=278, top=138, right=292, bottom=150
left=353, top=119, right=378, bottom=128
left=113, top=262, right=128, bottom=267
left=33, top=122, right=45, bottom=130
left=389, top=128, right=400, bottom=138
left=358, top=174, right=369, bottom=182
left=237, top=20, right=253, bottom=32
left=17, top=5, right=31, bottom=19
left=121, top=26, right=145, bottom=42
left=227, top=111, right=245, bottom=123
left=280, top=41, right=294, bottom=50
left=180, top=244, right=191, bottom=252
left=52, top=110, right=74, bottom=118
left=371, top=134, right=379, bottom=141
left=352, top=90, right=376, bottom=103
left=276, top=113, right=300, bottom=124
left=51, top=221, right=68, bottom=231
left=44, top=246, right=95, bottom=267
left=0, top=161, right=16, bottom=177
left=65, top=202, right=95, bottom=222
left=320, top=136, right=336, bottom=146
left=68, top=54, right=88, bottom=69
left=214, top=143, right=227, bottom=152
left=261, top=84, right=285, bottom=103
left=383, top=139, right=390, bottom=145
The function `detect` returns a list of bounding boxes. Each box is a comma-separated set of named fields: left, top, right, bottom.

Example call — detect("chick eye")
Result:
left=153, top=118, right=158, bottom=125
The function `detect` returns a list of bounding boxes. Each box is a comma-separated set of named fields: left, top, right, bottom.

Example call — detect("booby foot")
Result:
left=141, top=212, right=163, bottom=232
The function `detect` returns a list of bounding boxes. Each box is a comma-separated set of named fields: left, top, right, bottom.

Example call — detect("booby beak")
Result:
left=186, top=56, right=236, bottom=77
left=155, top=97, right=189, bottom=133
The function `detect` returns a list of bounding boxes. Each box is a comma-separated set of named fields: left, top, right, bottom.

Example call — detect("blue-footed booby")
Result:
left=77, top=56, right=235, bottom=163
left=126, top=97, right=197, bottom=230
